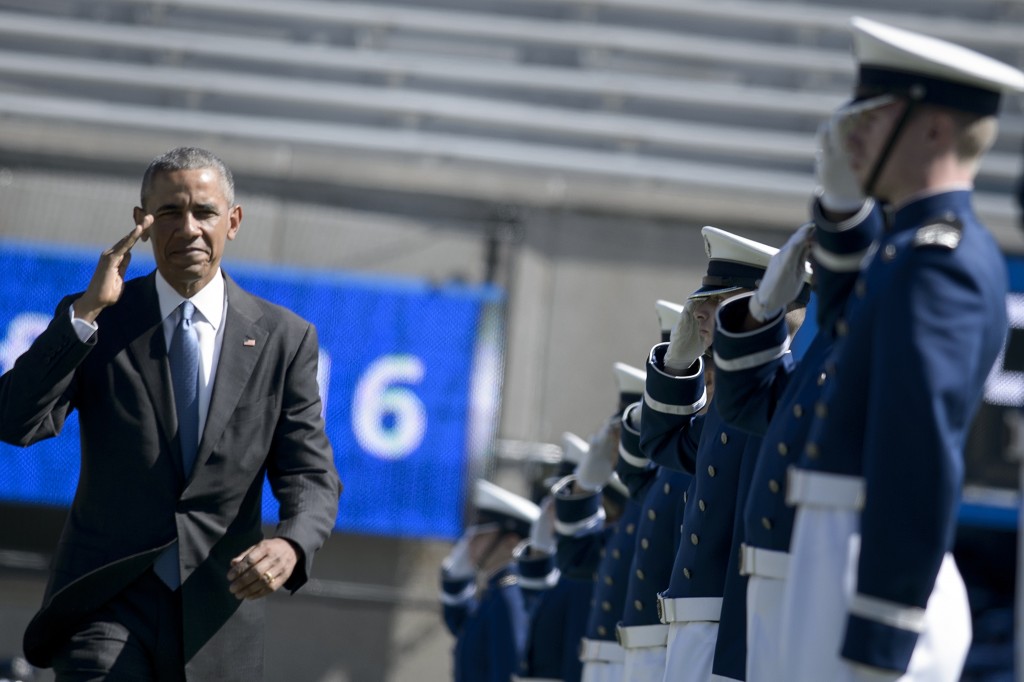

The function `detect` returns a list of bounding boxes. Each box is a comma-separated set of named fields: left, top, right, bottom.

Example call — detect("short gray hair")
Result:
left=140, top=147, right=235, bottom=207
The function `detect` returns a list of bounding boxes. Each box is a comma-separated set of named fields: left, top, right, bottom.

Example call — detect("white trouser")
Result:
left=581, top=660, right=623, bottom=682
left=781, top=505, right=972, bottom=682
left=662, top=621, right=718, bottom=682
left=745, top=575, right=786, bottom=682
left=622, top=646, right=666, bottom=682
left=579, top=638, right=625, bottom=682
left=619, top=624, right=668, bottom=682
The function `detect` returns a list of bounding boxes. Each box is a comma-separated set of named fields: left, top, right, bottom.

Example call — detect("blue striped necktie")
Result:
left=154, top=300, right=200, bottom=588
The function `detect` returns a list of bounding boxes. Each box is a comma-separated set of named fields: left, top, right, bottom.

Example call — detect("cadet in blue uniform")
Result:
left=641, top=227, right=787, bottom=682
left=440, top=479, right=539, bottom=682
left=519, top=362, right=640, bottom=682
left=517, top=431, right=605, bottom=682
left=780, top=17, right=1024, bottom=682
left=514, top=498, right=574, bottom=682
left=615, top=301, right=692, bottom=682
left=516, top=535, right=591, bottom=682
left=711, top=216, right=873, bottom=681
left=576, top=363, right=648, bottom=682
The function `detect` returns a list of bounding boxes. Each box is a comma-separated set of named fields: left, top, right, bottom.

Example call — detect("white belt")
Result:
left=739, top=544, right=789, bottom=579
left=786, top=467, right=865, bottom=510
left=615, top=623, right=669, bottom=649
left=657, top=595, right=722, bottom=624
left=578, top=638, right=625, bottom=663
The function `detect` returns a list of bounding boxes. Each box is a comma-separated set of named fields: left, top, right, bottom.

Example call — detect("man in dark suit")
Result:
left=0, top=147, right=342, bottom=681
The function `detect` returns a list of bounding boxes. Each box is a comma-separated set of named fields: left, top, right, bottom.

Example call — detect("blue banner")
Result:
left=0, top=240, right=504, bottom=541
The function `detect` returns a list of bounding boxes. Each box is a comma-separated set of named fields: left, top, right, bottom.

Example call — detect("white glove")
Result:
left=576, top=419, right=619, bottom=492
left=442, top=532, right=475, bottom=579
left=748, top=223, right=813, bottom=322
left=663, top=300, right=702, bottom=372
left=815, top=112, right=864, bottom=214
left=528, top=496, right=556, bottom=554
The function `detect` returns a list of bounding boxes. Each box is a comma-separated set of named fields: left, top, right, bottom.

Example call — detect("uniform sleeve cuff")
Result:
left=618, top=403, right=648, bottom=468
left=713, top=293, right=789, bottom=372
left=645, top=344, right=707, bottom=416
left=439, top=575, right=476, bottom=605
left=811, top=198, right=882, bottom=273
left=515, top=544, right=560, bottom=591
left=841, top=611, right=919, bottom=674
left=552, top=475, right=605, bottom=537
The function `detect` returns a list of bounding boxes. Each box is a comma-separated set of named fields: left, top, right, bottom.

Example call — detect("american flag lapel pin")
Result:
left=243, top=337, right=256, bottom=347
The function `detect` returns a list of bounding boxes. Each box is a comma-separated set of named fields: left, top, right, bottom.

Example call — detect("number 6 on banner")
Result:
left=353, top=354, right=427, bottom=460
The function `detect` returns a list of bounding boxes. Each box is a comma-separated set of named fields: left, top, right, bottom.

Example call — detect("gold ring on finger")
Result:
left=262, top=571, right=275, bottom=586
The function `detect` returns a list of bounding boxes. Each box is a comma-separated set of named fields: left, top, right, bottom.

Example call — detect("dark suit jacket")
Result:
left=0, top=271, right=341, bottom=680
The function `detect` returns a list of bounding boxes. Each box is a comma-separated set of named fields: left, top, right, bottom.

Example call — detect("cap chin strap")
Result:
left=863, top=88, right=925, bottom=200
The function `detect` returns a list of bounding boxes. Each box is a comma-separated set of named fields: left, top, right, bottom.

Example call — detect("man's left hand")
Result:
left=227, top=538, right=298, bottom=600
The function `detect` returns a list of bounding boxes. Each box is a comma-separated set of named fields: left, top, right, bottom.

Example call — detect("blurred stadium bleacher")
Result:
left=0, top=0, right=1021, bottom=240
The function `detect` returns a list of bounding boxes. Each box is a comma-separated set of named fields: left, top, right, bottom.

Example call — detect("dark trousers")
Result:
left=52, top=568, right=186, bottom=682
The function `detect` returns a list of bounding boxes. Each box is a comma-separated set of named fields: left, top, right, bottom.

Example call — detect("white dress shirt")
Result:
left=71, top=270, right=228, bottom=443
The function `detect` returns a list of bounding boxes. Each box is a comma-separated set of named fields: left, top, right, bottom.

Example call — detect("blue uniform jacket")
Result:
left=613, top=402, right=691, bottom=629
left=442, top=565, right=530, bottom=682
left=618, top=464, right=690, bottom=628
left=799, top=191, right=1008, bottom=672
left=615, top=402, right=660, bottom=500
left=641, top=350, right=762, bottom=680
left=585, top=501, right=643, bottom=641
left=712, top=210, right=878, bottom=556
left=556, top=407, right=650, bottom=643
left=519, top=574, right=590, bottom=681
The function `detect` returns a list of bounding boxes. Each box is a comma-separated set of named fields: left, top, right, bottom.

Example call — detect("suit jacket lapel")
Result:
left=122, top=273, right=179, bottom=480
left=188, top=273, right=267, bottom=487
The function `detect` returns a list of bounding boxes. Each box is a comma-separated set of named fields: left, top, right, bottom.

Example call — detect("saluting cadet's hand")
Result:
left=749, top=223, right=814, bottom=322
left=815, top=112, right=865, bottom=214
left=73, top=216, right=153, bottom=323
left=576, top=419, right=620, bottom=492
left=527, top=496, right=557, bottom=554
left=442, top=531, right=476, bottom=579
left=663, top=300, right=703, bottom=372
left=227, top=537, right=299, bottom=600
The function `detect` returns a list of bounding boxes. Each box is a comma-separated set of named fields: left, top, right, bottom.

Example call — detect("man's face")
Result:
left=841, top=97, right=906, bottom=200
left=467, top=524, right=501, bottom=567
left=692, top=293, right=729, bottom=351
left=135, top=168, right=241, bottom=297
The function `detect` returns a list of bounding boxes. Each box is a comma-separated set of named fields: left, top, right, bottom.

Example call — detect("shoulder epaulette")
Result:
left=497, top=574, right=519, bottom=588
left=913, top=215, right=962, bottom=251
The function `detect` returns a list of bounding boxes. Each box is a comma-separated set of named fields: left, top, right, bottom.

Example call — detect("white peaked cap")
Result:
left=474, top=479, right=540, bottom=525
left=690, top=226, right=812, bottom=300
left=561, top=431, right=590, bottom=466
left=689, top=226, right=777, bottom=300
left=613, top=362, right=646, bottom=396
left=655, top=299, right=684, bottom=336
left=850, top=17, right=1024, bottom=115
left=703, top=225, right=776, bottom=268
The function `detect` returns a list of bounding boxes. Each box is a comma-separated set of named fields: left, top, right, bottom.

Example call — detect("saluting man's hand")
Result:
left=228, top=537, right=299, bottom=600
left=73, top=216, right=153, bottom=323
left=815, top=112, right=865, bottom=214
left=663, top=300, right=703, bottom=373
left=576, top=419, right=620, bottom=492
